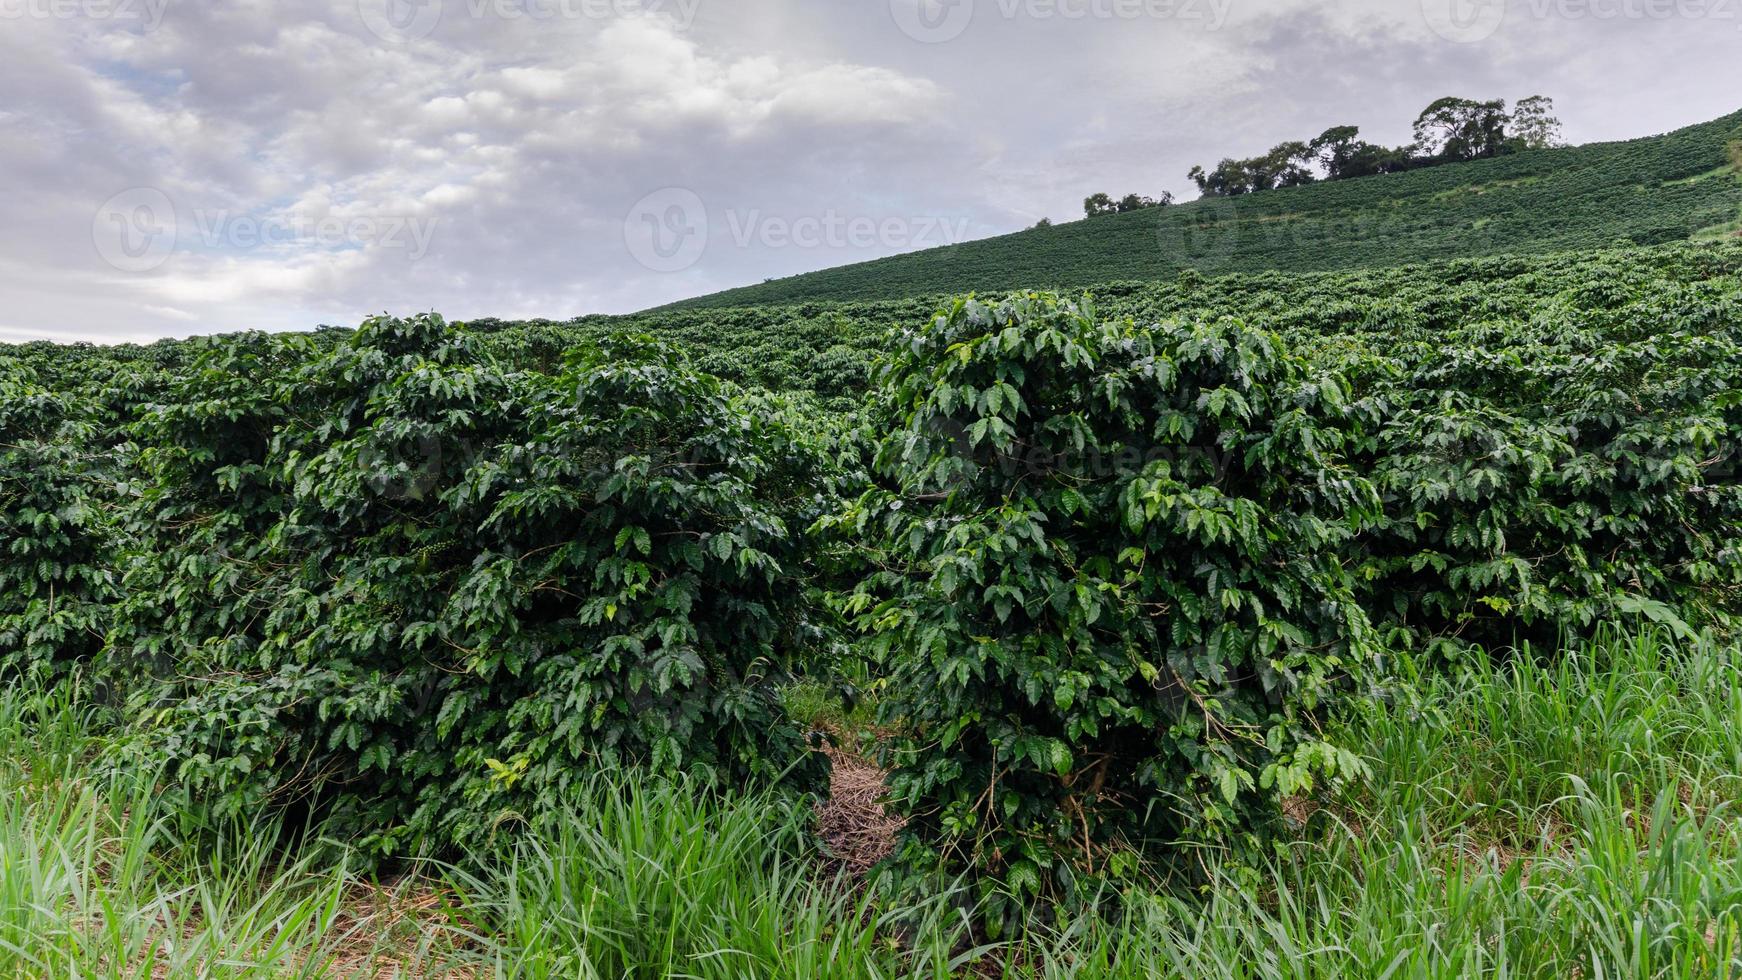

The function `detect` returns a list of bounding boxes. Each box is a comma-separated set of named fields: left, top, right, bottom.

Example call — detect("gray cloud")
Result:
left=1, top=0, right=1738, bottom=342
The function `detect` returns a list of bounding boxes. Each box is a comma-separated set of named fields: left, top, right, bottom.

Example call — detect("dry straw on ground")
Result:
left=815, top=746, right=905, bottom=877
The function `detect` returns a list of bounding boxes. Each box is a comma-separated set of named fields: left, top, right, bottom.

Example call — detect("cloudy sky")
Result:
left=2, top=0, right=1738, bottom=343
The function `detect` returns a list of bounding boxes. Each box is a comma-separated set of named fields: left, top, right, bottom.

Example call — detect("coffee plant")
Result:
left=1350, top=307, right=1742, bottom=650
left=0, top=368, right=117, bottom=681
left=111, top=316, right=831, bottom=853
left=827, top=294, right=1380, bottom=919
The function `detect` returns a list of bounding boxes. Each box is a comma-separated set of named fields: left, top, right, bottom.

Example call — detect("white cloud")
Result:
left=0, top=0, right=1738, bottom=342
left=0, top=5, right=957, bottom=339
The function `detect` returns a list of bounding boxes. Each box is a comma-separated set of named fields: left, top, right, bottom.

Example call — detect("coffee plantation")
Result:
left=660, top=109, right=1742, bottom=310
left=2, top=241, right=1739, bottom=924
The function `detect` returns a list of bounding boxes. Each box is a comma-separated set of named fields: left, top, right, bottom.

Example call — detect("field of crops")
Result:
left=664, top=110, right=1742, bottom=310
left=3, top=240, right=1741, bottom=975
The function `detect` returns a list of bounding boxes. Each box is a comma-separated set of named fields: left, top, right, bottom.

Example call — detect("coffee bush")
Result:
left=832, top=294, right=1380, bottom=917
left=120, top=316, right=830, bottom=853
left=1346, top=281, right=1742, bottom=650
left=0, top=370, right=116, bottom=681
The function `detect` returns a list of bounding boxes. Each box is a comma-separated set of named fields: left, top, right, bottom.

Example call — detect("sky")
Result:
left=2, top=0, right=1739, bottom=343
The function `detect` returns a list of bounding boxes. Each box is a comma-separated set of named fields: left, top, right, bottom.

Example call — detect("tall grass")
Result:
left=0, top=686, right=445, bottom=978
left=1002, top=627, right=1742, bottom=978
left=440, top=775, right=986, bottom=979
left=2, top=627, right=1738, bottom=977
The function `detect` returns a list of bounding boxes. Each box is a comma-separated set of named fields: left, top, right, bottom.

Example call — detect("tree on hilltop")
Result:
left=1084, top=191, right=1173, bottom=218
left=1509, top=95, right=1566, bottom=150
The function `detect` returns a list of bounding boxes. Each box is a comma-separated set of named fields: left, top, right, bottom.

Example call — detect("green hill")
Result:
left=661, top=110, right=1742, bottom=311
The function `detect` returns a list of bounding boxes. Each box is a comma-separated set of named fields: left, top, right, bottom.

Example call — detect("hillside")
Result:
left=473, top=241, right=1742, bottom=412
left=660, top=110, right=1742, bottom=311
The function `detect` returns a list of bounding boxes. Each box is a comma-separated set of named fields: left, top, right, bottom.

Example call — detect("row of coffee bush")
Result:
left=2, top=244, right=1737, bottom=908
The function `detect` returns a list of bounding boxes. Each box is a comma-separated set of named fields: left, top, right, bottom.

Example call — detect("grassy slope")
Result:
left=662, top=110, right=1742, bottom=311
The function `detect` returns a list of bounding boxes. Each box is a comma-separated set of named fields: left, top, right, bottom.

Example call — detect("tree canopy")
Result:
left=1084, top=191, right=1175, bottom=218
left=1188, top=96, right=1563, bottom=198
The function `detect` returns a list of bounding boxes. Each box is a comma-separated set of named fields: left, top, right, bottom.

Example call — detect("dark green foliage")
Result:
left=1184, top=93, right=1554, bottom=199
left=663, top=111, right=1742, bottom=310
left=1188, top=141, right=1323, bottom=197
left=109, top=315, right=829, bottom=854
left=474, top=305, right=899, bottom=413
left=4, top=238, right=1740, bottom=912
left=1348, top=300, right=1742, bottom=648
left=813, top=250, right=1737, bottom=911
left=504, top=243, right=1742, bottom=412
left=1085, top=192, right=1173, bottom=218
left=1412, top=97, right=1512, bottom=162
left=109, top=331, right=308, bottom=687
left=0, top=368, right=116, bottom=681
left=1509, top=95, right=1565, bottom=151
left=827, top=294, right=1379, bottom=918
left=1310, top=125, right=1413, bottom=182
left=498, top=245, right=1742, bottom=666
